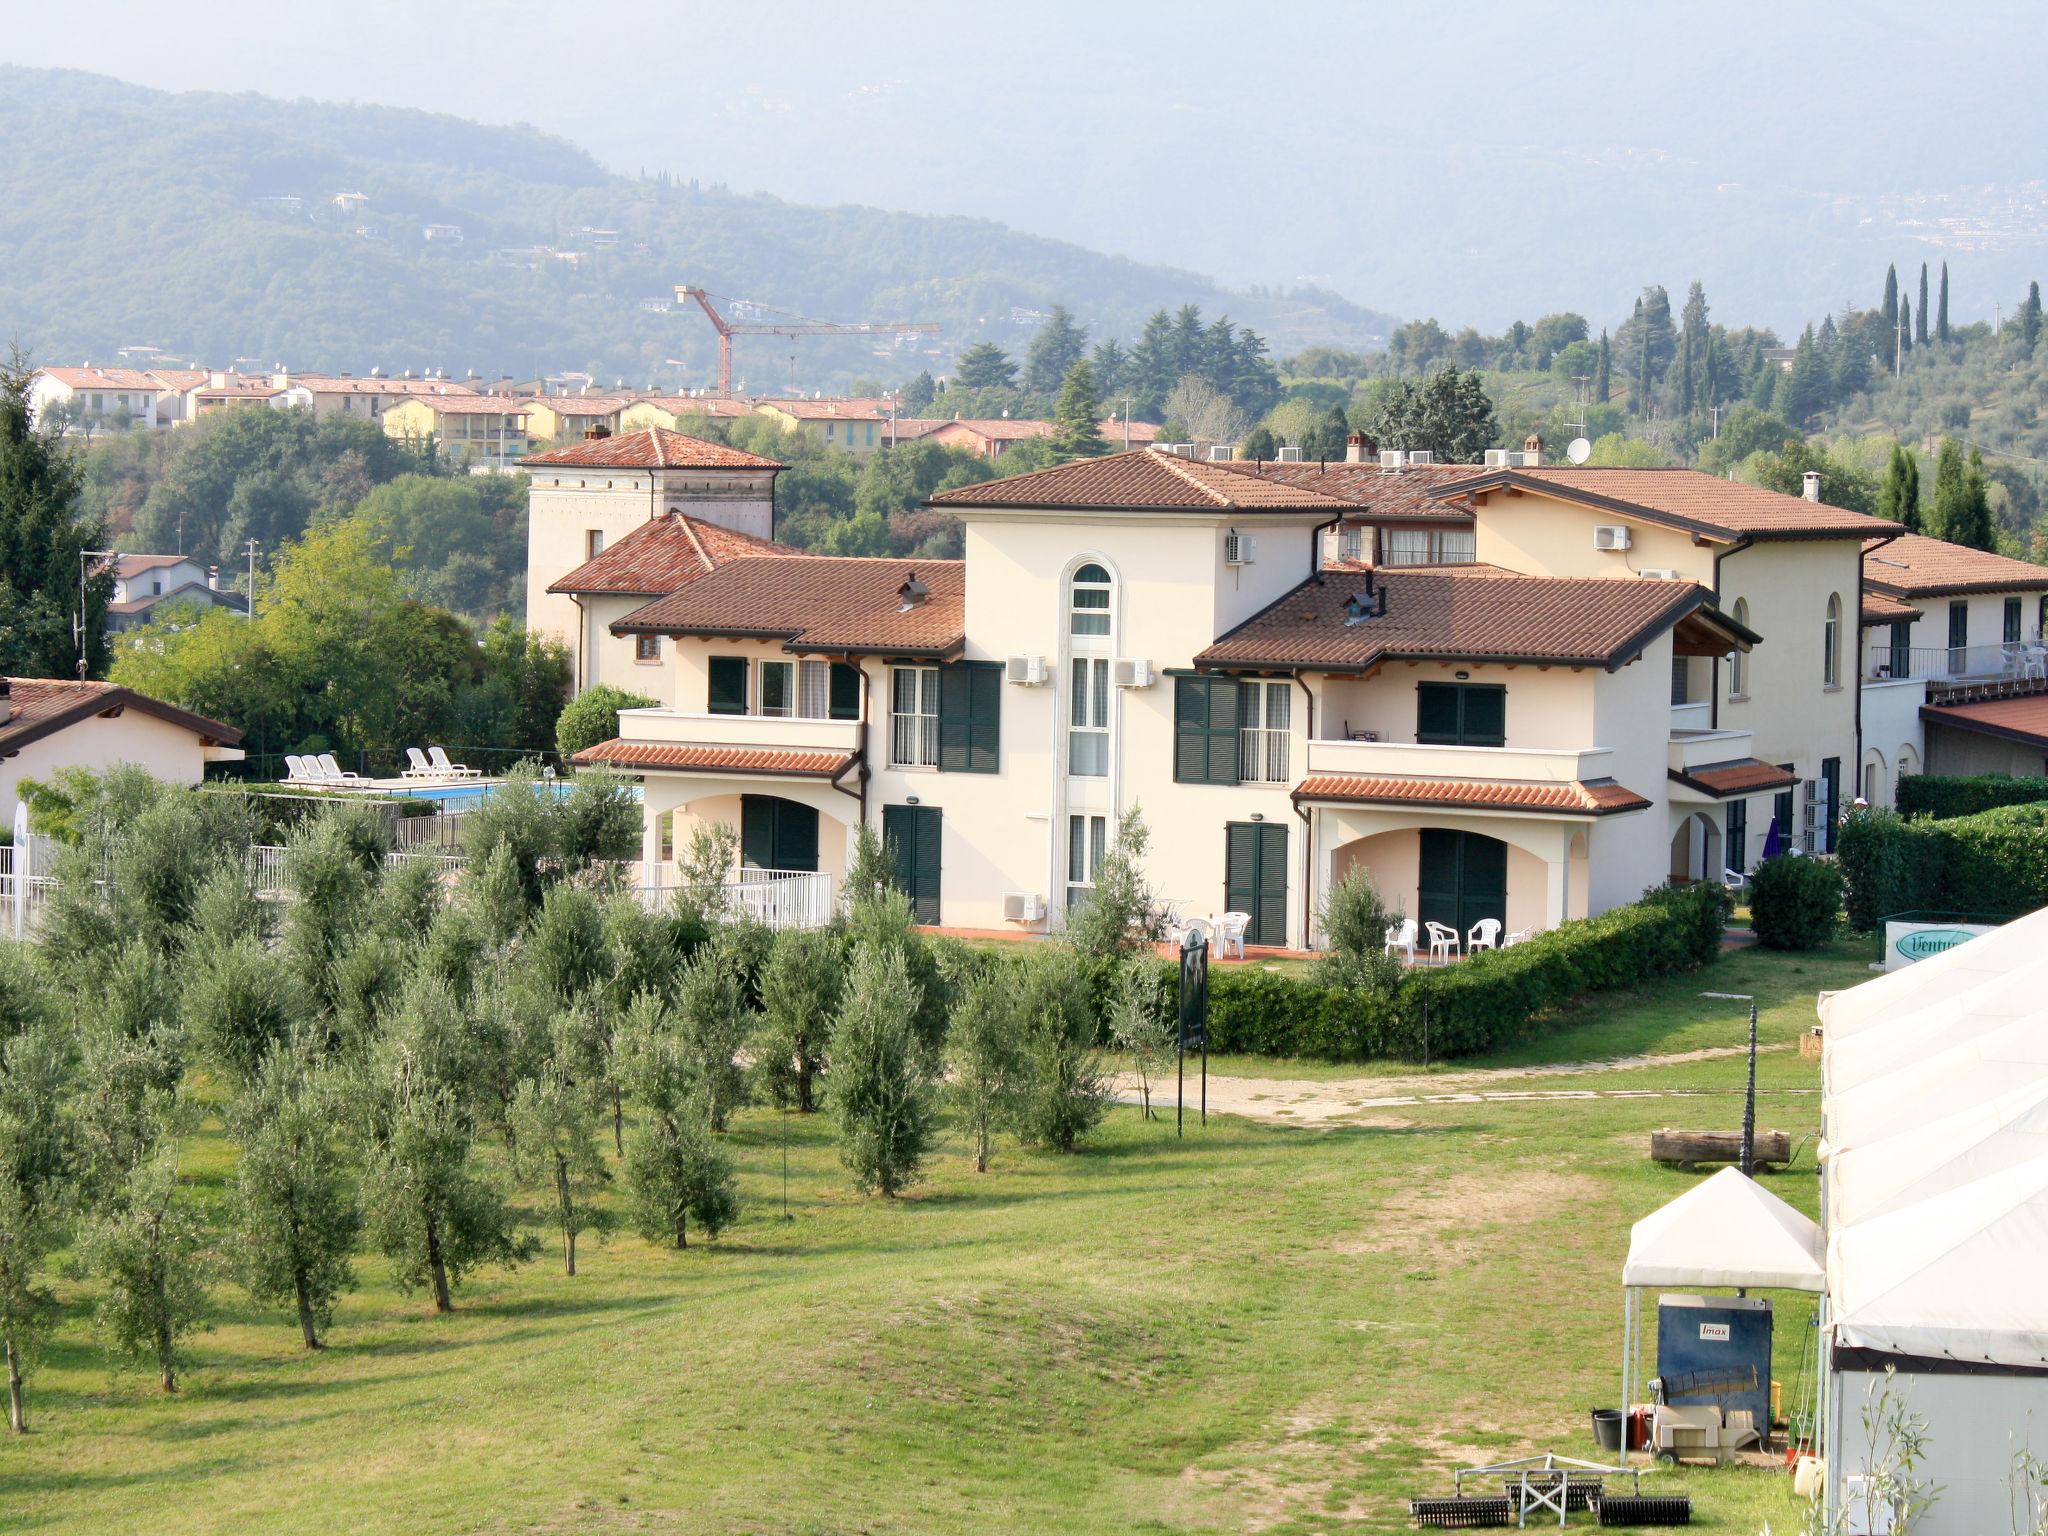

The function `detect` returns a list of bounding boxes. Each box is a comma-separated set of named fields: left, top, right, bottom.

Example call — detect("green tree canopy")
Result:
left=954, top=343, right=1017, bottom=391
left=0, top=357, right=109, bottom=679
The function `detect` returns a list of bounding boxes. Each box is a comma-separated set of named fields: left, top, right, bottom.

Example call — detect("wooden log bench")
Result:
left=1649, top=1129, right=1791, bottom=1168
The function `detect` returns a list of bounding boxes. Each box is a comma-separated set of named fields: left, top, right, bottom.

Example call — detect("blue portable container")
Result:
left=1655, top=1294, right=1772, bottom=1433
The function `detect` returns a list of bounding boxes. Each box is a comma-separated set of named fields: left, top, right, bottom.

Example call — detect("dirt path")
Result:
left=1111, top=1042, right=1806, bottom=1126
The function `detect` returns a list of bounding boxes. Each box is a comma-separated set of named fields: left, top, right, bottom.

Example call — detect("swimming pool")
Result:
left=378, top=778, right=643, bottom=810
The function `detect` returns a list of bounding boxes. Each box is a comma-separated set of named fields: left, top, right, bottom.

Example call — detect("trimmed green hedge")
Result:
left=1837, top=803, right=2048, bottom=930
left=1748, top=854, right=1842, bottom=949
left=1186, top=881, right=1730, bottom=1062
left=1896, top=773, right=2048, bottom=820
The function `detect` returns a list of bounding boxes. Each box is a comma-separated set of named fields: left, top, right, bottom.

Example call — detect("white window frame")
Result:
left=1069, top=562, right=1112, bottom=638
left=1069, top=657, right=1109, bottom=777
left=890, top=665, right=939, bottom=768
left=1238, top=679, right=1291, bottom=784
left=759, top=660, right=796, bottom=718
left=1728, top=598, right=1748, bottom=698
left=1823, top=593, right=1842, bottom=688
left=1066, top=813, right=1107, bottom=911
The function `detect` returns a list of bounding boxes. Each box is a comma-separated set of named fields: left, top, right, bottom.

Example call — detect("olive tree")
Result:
left=754, top=927, right=842, bottom=1113
left=945, top=968, right=1026, bottom=1172
left=829, top=945, right=936, bottom=1197
left=77, top=1144, right=210, bottom=1394
left=508, top=1037, right=612, bottom=1276
left=0, top=1019, right=71, bottom=1432
left=1014, top=945, right=1110, bottom=1153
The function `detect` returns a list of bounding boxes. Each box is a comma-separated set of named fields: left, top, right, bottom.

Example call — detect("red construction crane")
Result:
left=674, top=285, right=941, bottom=396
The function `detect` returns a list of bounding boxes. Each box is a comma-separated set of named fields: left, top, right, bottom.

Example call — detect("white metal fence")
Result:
left=637, top=865, right=835, bottom=930
left=1866, top=639, right=2048, bottom=684
left=0, top=843, right=57, bottom=939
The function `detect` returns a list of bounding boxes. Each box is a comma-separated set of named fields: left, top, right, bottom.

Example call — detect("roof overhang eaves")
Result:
left=931, top=498, right=1339, bottom=517
left=1288, top=786, right=1638, bottom=819
left=1918, top=706, right=2048, bottom=749
left=1438, top=470, right=1901, bottom=544
left=1868, top=578, right=2048, bottom=600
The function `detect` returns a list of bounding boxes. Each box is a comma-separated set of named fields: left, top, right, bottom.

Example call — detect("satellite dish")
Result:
left=1566, top=436, right=1593, bottom=465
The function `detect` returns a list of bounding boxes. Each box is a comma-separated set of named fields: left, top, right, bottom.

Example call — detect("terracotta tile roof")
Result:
left=884, top=418, right=947, bottom=441
left=192, top=380, right=289, bottom=399
left=107, top=585, right=244, bottom=617
left=572, top=740, right=855, bottom=778
left=760, top=399, right=887, bottom=422
left=1668, top=758, right=1800, bottom=798
left=1294, top=772, right=1651, bottom=816
left=627, top=397, right=756, bottom=419
left=1196, top=566, right=1718, bottom=672
left=1860, top=591, right=1924, bottom=626
left=143, top=369, right=208, bottom=391
left=547, top=512, right=808, bottom=596
left=294, top=375, right=477, bottom=398
left=1212, top=460, right=1483, bottom=521
left=1101, top=418, right=1162, bottom=444
left=930, top=418, right=1054, bottom=443
left=1433, top=467, right=1903, bottom=542
left=1919, top=693, right=2048, bottom=750
left=930, top=447, right=1357, bottom=513
left=113, top=554, right=195, bottom=579
left=1862, top=532, right=2048, bottom=599
left=39, top=366, right=166, bottom=391
left=400, top=393, right=529, bottom=415
left=613, top=557, right=966, bottom=657
left=519, top=427, right=783, bottom=471
left=531, top=394, right=637, bottom=416
left=0, top=678, right=241, bottom=754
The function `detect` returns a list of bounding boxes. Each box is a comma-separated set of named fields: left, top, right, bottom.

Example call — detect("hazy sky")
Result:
left=8, top=1, right=2047, bottom=332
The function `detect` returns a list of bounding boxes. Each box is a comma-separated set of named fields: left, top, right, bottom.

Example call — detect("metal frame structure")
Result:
left=1451, top=1454, right=1641, bottom=1529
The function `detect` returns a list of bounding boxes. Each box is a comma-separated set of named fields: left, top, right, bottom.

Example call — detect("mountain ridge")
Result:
left=0, top=66, right=1396, bottom=386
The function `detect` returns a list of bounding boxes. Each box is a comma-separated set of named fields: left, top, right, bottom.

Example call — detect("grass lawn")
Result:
left=2, top=943, right=1858, bottom=1535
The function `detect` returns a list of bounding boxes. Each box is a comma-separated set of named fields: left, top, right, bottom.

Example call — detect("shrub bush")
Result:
left=1896, top=773, right=2048, bottom=820
left=555, top=685, right=659, bottom=761
left=1748, top=854, right=1843, bottom=949
left=1836, top=801, right=2048, bottom=928
left=1175, top=881, right=1730, bottom=1063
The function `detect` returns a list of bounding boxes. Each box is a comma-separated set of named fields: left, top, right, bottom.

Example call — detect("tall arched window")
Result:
left=1823, top=593, right=1842, bottom=687
left=1069, top=562, right=1112, bottom=637
left=1729, top=598, right=1749, bottom=697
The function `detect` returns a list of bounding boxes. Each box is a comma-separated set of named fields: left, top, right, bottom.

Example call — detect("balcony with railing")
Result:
left=1305, top=735, right=1616, bottom=787
left=613, top=707, right=862, bottom=757
left=1865, top=637, right=2048, bottom=688
left=1668, top=726, right=1758, bottom=777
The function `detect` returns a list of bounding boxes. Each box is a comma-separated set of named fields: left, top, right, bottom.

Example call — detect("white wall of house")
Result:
left=0, top=712, right=229, bottom=824
left=1859, top=675, right=1927, bottom=808
left=523, top=467, right=775, bottom=659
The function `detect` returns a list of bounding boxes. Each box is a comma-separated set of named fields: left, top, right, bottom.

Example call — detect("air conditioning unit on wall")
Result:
left=1594, top=524, right=1633, bottom=551
left=1003, top=892, right=1046, bottom=922
left=1224, top=531, right=1257, bottom=566
left=1113, top=658, right=1156, bottom=688
left=1003, top=654, right=1047, bottom=685
left=1638, top=567, right=1680, bottom=580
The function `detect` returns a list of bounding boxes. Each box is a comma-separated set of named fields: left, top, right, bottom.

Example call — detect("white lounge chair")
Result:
left=1425, top=921, right=1461, bottom=964
left=317, top=753, right=366, bottom=783
left=429, top=746, right=481, bottom=779
left=1383, top=918, right=1418, bottom=964
left=283, top=754, right=313, bottom=783
left=403, top=747, right=438, bottom=779
left=1467, top=917, right=1502, bottom=953
left=1215, top=911, right=1251, bottom=958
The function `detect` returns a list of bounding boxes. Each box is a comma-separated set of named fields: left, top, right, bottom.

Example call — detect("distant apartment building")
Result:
left=754, top=399, right=888, bottom=454
left=104, top=555, right=248, bottom=632
left=381, top=393, right=532, bottom=470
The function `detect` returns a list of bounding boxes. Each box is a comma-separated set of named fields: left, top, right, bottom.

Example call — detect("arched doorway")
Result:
left=1668, top=812, right=1723, bottom=884
left=1861, top=748, right=1888, bottom=808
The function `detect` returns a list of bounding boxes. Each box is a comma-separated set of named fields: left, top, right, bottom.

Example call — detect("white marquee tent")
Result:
left=1620, top=1167, right=1824, bottom=1430
left=1819, top=903, right=2048, bottom=1535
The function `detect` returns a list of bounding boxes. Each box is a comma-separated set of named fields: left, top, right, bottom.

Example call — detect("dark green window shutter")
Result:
left=828, top=662, right=862, bottom=720
left=709, top=656, right=748, bottom=715
left=2007, top=597, right=2023, bottom=645
left=1888, top=621, right=1911, bottom=678
left=1727, top=798, right=1747, bottom=871
left=1949, top=600, right=1969, bottom=652
left=775, top=798, right=819, bottom=873
left=935, top=663, right=999, bottom=774
left=1462, top=685, right=1506, bottom=746
left=883, top=805, right=942, bottom=923
left=740, top=795, right=774, bottom=868
left=1203, top=677, right=1241, bottom=784
left=1174, top=677, right=1210, bottom=782
left=1225, top=824, right=1257, bottom=920
left=1254, top=824, right=1288, bottom=947
left=1417, top=682, right=1460, bottom=743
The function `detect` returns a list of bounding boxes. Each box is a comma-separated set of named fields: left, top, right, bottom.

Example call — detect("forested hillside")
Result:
left=0, top=68, right=1393, bottom=385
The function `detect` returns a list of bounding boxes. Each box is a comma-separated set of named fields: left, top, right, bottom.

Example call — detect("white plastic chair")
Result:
left=1504, top=926, right=1535, bottom=948
left=1383, top=918, right=1418, bottom=964
left=317, top=753, right=365, bottom=783
left=403, top=747, right=438, bottom=779
left=429, top=746, right=481, bottom=779
left=1215, top=911, right=1251, bottom=958
left=1722, top=866, right=1748, bottom=892
left=1180, top=915, right=1215, bottom=950
left=1425, top=922, right=1461, bottom=963
left=1467, top=917, right=1502, bottom=953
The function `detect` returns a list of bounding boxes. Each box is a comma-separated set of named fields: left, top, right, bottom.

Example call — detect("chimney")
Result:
left=209, top=370, right=226, bottom=389
left=207, top=565, right=219, bottom=591
left=0, top=677, right=10, bottom=725
left=1345, top=431, right=1368, bottom=465
left=272, top=369, right=289, bottom=390
left=1523, top=432, right=1544, bottom=467
left=584, top=424, right=613, bottom=440
left=1802, top=470, right=1822, bottom=503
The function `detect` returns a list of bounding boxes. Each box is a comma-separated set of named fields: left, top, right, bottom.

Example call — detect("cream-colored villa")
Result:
left=527, top=429, right=1915, bottom=948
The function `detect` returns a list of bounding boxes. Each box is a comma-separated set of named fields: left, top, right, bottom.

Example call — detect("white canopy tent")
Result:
left=1822, top=1011, right=2048, bottom=1156
left=1822, top=965, right=2042, bottom=1100
left=1620, top=1167, right=1825, bottom=1444
left=1828, top=1075, right=2048, bottom=1229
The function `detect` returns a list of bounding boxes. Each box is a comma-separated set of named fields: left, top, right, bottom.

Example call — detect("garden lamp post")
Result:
left=1701, top=991, right=1760, bottom=1176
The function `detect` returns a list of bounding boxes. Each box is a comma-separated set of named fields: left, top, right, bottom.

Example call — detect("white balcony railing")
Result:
left=614, top=708, right=862, bottom=755
left=1305, top=737, right=1613, bottom=785
left=646, top=866, right=834, bottom=929
left=1668, top=726, right=1757, bottom=775
left=1865, top=640, right=2048, bottom=685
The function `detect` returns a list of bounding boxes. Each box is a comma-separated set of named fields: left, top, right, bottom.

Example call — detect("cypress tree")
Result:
left=0, top=358, right=111, bottom=679
left=1900, top=297, right=1913, bottom=356
left=1882, top=263, right=1899, bottom=331
left=1878, top=443, right=1921, bottom=534
left=1679, top=327, right=1695, bottom=414
left=2023, top=281, right=2043, bottom=348
left=1594, top=330, right=1611, bottom=402
left=1930, top=439, right=1967, bottom=543
left=1936, top=263, right=1951, bottom=343
left=1916, top=263, right=1930, bottom=345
